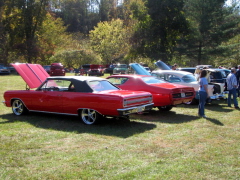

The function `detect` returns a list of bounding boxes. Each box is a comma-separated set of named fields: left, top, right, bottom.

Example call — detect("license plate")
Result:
left=181, top=93, right=185, bottom=97
left=137, top=106, right=144, bottom=112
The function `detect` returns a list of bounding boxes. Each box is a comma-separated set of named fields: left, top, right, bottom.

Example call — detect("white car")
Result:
left=150, top=70, right=227, bottom=104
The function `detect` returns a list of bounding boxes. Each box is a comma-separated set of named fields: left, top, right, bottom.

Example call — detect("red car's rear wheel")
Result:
left=80, top=109, right=101, bottom=125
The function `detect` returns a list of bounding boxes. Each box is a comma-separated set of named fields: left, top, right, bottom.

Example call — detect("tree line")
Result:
left=0, top=0, right=239, bottom=69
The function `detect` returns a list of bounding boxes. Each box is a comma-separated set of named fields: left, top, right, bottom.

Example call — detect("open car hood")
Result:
left=129, top=63, right=152, bottom=76
left=154, top=60, right=171, bottom=70
left=11, top=63, right=50, bottom=89
left=129, top=61, right=171, bottom=76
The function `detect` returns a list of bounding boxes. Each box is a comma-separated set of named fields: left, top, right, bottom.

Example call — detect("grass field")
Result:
left=0, top=74, right=239, bottom=180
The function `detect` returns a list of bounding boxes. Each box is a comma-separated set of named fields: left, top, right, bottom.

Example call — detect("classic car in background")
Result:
left=113, top=64, right=129, bottom=74
left=107, top=74, right=195, bottom=111
left=104, top=64, right=116, bottom=74
left=50, top=63, right=65, bottom=76
left=0, top=65, right=11, bottom=75
left=176, top=67, right=228, bottom=99
left=150, top=70, right=215, bottom=104
left=3, top=63, right=153, bottom=125
left=88, top=64, right=105, bottom=76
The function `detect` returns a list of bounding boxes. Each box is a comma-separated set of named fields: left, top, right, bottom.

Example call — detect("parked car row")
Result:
left=3, top=63, right=154, bottom=125
left=153, top=60, right=229, bottom=104
left=2, top=61, right=230, bottom=125
left=3, top=63, right=195, bottom=125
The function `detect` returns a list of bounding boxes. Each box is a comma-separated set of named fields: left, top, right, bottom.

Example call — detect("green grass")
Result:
left=0, top=74, right=240, bottom=180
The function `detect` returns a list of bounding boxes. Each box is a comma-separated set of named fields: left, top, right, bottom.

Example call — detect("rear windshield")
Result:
left=141, top=76, right=166, bottom=84
left=88, top=80, right=119, bottom=92
left=182, top=75, right=197, bottom=83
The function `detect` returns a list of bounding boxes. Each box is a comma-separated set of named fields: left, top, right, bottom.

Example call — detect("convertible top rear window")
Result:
left=89, top=80, right=119, bottom=92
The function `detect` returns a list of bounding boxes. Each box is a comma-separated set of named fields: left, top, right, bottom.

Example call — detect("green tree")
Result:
left=183, top=0, right=240, bottom=65
left=49, top=48, right=102, bottom=69
left=0, top=0, right=7, bottom=65
left=89, top=19, right=132, bottom=64
left=130, top=0, right=189, bottom=62
left=36, top=13, right=69, bottom=64
left=3, top=0, right=48, bottom=63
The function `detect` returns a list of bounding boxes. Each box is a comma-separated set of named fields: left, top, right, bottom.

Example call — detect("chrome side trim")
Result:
left=29, top=110, right=78, bottom=116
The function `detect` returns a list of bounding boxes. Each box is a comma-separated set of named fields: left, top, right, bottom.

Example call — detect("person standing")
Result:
left=171, top=64, right=177, bottom=70
left=198, top=70, right=209, bottom=118
left=226, top=68, right=239, bottom=108
left=235, top=65, right=240, bottom=97
left=194, top=67, right=202, bottom=81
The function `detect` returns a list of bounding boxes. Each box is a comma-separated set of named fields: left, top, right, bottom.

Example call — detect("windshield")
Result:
left=182, top=75, right=197, bottom=83
left=88, top=80, right=119, bottom=92
left=141, top=76, right=166, bottom=84
left=210, top=71, right=223, bottom=79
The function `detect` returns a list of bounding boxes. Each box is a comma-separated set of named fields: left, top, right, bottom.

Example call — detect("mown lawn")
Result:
left=0, top=74, right=239, bottom=180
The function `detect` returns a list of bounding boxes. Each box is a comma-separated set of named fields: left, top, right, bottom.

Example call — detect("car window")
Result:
left=141, top=76, right=166, bottom=84
left=219, top=70, right=227, bottom=78
left=166, top=75, right=181, bottom=83
left=107, top=78, right=128, bottom=85
left=210, top=72, right=223, bottom=79
left=89, top=80, right=119, bottom=92
left=224, top=70, right=230, bottom=77
left=182, top=75, right=197, bottom=83
left=39, top=80, right=72, bottom=91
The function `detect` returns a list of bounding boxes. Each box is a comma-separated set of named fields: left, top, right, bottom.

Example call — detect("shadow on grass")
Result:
left=0, top=113, right=156, bottom=138
left=131, top=109, right=225, bottom=126
left=131, top=109, right=199, bottom=124
left=205, top=117, right=224, bottom=126
left=180, top=102, right=234, bottom=113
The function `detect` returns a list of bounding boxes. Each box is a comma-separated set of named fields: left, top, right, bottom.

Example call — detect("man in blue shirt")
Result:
left=226, top=68, right=239, bottom=109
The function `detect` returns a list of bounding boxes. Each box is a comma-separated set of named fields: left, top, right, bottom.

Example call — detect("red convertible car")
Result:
left=2, top=63, right=153, bottom=125
left=107, top=75, right=195, bottom=111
